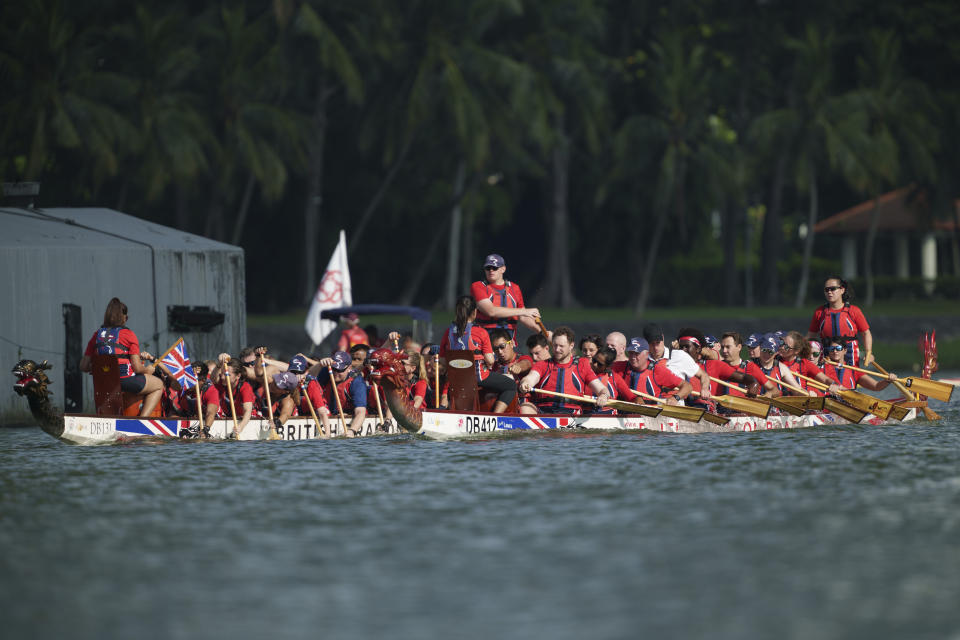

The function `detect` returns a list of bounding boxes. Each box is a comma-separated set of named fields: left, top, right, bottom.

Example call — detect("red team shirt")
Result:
left=470, top=280, right=525, bottom=336
left=612, top=360, right=684, bottom=398
left=808, top=304, right=869, bottom=339
left=719, top=360, right=769, bottom=397
left=531, top=357, right=598, bottom=412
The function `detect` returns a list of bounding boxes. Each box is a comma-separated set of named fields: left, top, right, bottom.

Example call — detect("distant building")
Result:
left=1, top=207, right=246, bottom=425
left=815, top=185, right=960, bottom=294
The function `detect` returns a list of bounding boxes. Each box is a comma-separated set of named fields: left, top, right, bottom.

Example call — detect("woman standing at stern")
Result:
left=807, top=277, right=873, bottom=367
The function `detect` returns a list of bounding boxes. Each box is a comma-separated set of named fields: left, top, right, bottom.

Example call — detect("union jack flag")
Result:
left=159, top=337, right=197, bottom=389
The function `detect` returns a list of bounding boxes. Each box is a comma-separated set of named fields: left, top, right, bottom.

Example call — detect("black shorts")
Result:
left=120, top=374, right=147, bottom=393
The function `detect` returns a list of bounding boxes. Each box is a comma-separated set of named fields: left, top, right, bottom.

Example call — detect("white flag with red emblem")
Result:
left=305, top=230, right=352, bottom=345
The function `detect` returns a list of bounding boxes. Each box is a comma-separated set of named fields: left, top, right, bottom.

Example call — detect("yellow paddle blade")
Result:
left=658, top=404, right=706, bottom=422
left=714, top=394, right=771, bottom=418
left=838, top=390, right=893, bottom=420
left=700, top=411, right=731, bottom=426
left=756, top=396, right=805, bottom=416
left=606, top=399, right=663, bottom=417
left=888, top=404, right=912, bottom=421
left=902, top=376, right=954, bottom=403
left=776, top=395, right=825, bottom=411
left=824, top=397, right=868, bottom=424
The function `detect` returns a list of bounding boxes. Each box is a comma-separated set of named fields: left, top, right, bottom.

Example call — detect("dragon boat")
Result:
left=11, top=334, right=950, bottom=445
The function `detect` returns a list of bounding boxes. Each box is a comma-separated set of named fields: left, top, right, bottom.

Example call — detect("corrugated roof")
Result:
left=0, top=207, right=239, bottom=251
left=815, top=186, right=957, bottom=234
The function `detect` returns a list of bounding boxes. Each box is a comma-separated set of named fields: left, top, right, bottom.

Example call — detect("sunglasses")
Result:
left=810, top=351, right=821, bottom=357
left=824, top=286, right=842, bottom=292
left=484, top=266, right=500, bottom=271
left=493, top=343, right=510, bottom=351
left=826, top=345, right=844, bottom=352
left=241, top=360, right=256, bottom=367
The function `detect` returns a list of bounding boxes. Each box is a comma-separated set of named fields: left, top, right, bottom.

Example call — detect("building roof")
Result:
left=0, top=207, right=239, bottom=251
left=815, top=186, right=957, bottom=234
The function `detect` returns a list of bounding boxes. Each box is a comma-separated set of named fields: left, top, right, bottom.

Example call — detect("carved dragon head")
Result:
left=12, top=359, right=53, bottom=400
left=366, top=348, right=409, bottom=389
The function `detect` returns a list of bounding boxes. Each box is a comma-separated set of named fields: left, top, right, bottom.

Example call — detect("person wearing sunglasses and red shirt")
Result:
left=807, top=276, right=873, bottom=367
left=470, top=253, right=543, bottom=343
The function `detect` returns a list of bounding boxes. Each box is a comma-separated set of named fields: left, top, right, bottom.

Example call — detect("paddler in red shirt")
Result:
left=821, top=337, right=897, bottom=392
left=470, top=253, right=543, bottom=342
left=337, top=313, right=370, bottom=352
left=518, top=326, right=610, bottom=414
left=611, top=337, right=692, bottom=405
left=717, top=331, right=777, bottom=397
left=673, top=328, right=762, bottom=399
left=778, top=331, right=842, bottom=396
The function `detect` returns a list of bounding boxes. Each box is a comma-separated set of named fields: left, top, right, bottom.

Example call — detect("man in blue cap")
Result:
left=312, top=351, right=368, bottom=436
left=470, top=253, right=543, bottom=342
left=612, top=336, right=692, bottom=405
left=745, top=333, right=763, bottom=365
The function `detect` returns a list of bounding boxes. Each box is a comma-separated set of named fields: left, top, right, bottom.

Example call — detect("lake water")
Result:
left=2, top=395, right=959, bottom=639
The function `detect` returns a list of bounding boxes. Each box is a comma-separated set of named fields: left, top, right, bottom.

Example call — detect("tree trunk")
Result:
left=722, top=202, right=736, bottom=306
left=793, top=168, right=818, bottom=308
left=398, top=175, right=475, bottom=307
left=744, top=203, right=754, bottom=308
left=538, top=120, right=579, bottom=308
left=443, top=160, right=466, bottom=310
left=761, top=151, right=788, bottom=304
left=348, top=133, right=414, bottom=256
left=459, top=201, right=474, bottom=295
left=302, top=81, right=330, bottom=302
left=635, top=203, right=669, bottom=315
left=863, top=193, right=881, bottom=307
left=230, top=171, right=257, bottom=246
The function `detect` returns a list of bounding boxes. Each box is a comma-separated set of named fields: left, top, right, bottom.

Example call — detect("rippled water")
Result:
left=2, top=399, right=959, bottom=639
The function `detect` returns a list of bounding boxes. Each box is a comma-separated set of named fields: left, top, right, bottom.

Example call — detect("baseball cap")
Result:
left=483, top=254, right=505, bottom=268
left=626, top=337, right=650, bottom=354
left=809, top=340, right=822, bottom=353
left=331, top=351, right=351, bottom=371
left=745, top=333, right=761, bottom=349
left=703, top=335, right=719, bottom=349
left=273, top=371, right=300, bottom=391
left=288, top=355, right=309, bottom=374
left=760, top=335, right=779, bottom=352
left=642, top=323, right=664, bottom=343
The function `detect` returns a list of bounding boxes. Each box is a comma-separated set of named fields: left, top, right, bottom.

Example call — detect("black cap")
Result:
left=642, top=323, right=664, bottom=343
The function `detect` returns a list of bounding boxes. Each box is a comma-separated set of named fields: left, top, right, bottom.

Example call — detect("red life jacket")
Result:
left=620, top=361, right=674, bottom=398
left=536, top=357, right=589, bottom=412
left=475, top=280, right=522, bottom=330
left=817, top=303, right=859, bottom=339
left=825, top=363, right=858, bottom=389
left=95, top=326, right=133, bottom=377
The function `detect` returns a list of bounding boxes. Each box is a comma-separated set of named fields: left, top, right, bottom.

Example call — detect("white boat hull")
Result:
left=54, top=406, right=917, bottom=445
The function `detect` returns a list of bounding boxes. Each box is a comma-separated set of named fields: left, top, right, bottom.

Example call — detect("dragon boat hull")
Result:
left=46, top=405, right=916, bottom=445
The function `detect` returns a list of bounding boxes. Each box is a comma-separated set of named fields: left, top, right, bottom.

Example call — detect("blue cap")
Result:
left=331, top=351, right=351, bottom=371
left=760, top=335, right=779, bottom=352
left=273, top=371, right=300, bottom=391
left=745, top=333, right=761, bottom=348
left=626, top=337, right=650, bottom=353
left=483, top=253, right=505, bottom=268
left=288, top=355, right=309, bottom=374
left=704, top=335, right=719, bottom=348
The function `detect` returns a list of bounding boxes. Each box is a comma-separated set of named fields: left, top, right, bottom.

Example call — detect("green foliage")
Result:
left=1, top=0, right=958, bottom=312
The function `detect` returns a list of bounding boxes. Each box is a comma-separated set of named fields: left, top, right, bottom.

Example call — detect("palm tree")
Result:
left=851, top=29, right=938, bottom=305
left=0, top=0, right=136, bottom=186
left=750, top=24, right=868, bottom=308
left=106, top=4, right=214, bottom=225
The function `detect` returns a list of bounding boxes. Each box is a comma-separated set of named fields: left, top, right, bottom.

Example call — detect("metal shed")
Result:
left=1, top=207, right=245, bottom=424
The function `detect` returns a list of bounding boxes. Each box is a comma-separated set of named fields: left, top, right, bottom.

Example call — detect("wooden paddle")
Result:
left=792, top=371, right=894, bottom=420
left=299, top=380, right=328, bottom=439
left=690, top=389, right=770, bottom=418
left=434, top=352, right=441, bottom=408
left=834, top=360, right=952, bottom=406
left=535, top=317, right=551, bottom=340
left=704, top=377, right=772, bottom=417
left=630, top=390, right=712, bottom=424
left=372, top=381, right=386, bottom=429
left=328, top=366, right=350, bottom=436
left=869, top=362, right=938, bottom=420
left=771, top=394, right=825, bottom=412
left=259, top=352, right=280, bottom=441
left=769, top=377, right=867, bottom=424
left=533, top=388, right=663, bottom=417
left=222, top=358, right=240, bottom=437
